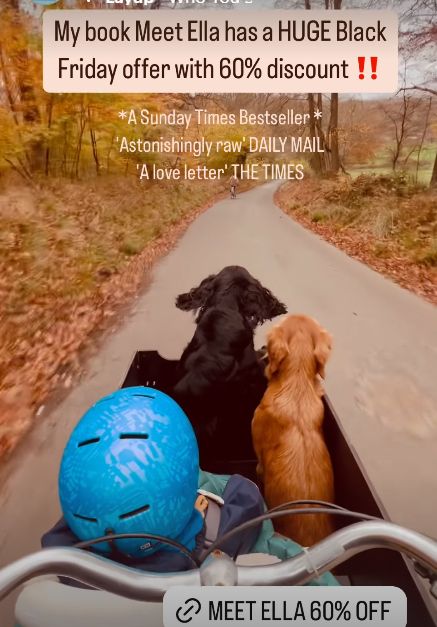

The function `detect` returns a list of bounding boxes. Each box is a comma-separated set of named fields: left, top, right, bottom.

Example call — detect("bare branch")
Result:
left=400, top=86, right=437, bottom=97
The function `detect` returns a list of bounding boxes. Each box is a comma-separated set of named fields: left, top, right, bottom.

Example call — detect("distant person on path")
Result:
left=229, top=174, right=239, bottom=199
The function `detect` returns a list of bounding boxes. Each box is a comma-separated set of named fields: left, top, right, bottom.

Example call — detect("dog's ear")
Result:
left=176, top=274, right=217, bottom=311
left=314, top=329, right=332, bottom=380
left=266, top=326, right=288, bottom=377
left=243, top=283, right=287, bottom=326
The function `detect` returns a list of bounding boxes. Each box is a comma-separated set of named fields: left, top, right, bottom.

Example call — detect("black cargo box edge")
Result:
left=120, top=350, right=436, bottom=627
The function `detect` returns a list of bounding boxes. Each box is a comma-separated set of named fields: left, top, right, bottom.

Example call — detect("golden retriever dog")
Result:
left=252, top=314, right=335, bottom=547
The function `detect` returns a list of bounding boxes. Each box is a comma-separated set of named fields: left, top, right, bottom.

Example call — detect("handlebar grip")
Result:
left=0, top=548, right=200, bottom=603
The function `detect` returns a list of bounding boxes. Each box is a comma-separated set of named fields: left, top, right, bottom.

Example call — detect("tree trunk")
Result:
left=328, top=0, right=342, bottom=172
left=308, top=93, right=324, bottom=175
left=431, top=151, right=437, bottom=188
left=0, top=43, right=20, bottom=127
left=88, top=105, right=100, bottom=176
left=415, top=97, right=432, bottom=183
left=329, top=93, right=340, bottom=173
left=315, top=94, right=330, bottom=172
left=73, top=97, right=86, bottom=179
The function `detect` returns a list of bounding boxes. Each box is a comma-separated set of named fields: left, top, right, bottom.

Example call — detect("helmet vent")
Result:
left=119, top=433, right=149, bottom=440
left=77, top=437, right=100, bottom=448
left=73, top=513, right=98, bottom=523
left=119, top=504, right=150, bottom=520
left=133, top=393, right=155, bottom=399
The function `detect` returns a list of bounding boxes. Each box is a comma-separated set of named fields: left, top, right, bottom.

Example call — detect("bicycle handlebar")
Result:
left=0, top=521, right=436, bottom=602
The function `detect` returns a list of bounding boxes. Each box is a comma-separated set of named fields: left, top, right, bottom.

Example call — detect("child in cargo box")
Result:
left=42, top=387, right=338, bottom=585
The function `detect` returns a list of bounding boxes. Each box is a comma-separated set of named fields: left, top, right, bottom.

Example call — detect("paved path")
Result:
left=1, top=182, right=437, bottom=624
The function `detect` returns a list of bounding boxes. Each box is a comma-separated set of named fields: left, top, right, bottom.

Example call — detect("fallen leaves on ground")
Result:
left=0, top=176, right=229, bottom=460
left=275, top=175, right=437, bottom=305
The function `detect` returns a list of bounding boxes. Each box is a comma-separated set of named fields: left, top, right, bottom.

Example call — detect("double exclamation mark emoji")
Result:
left=358, top=57, right=378, bottom=80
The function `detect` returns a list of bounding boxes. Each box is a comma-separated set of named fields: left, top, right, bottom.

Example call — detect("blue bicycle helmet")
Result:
left=59, top=387, right=202, bottom=558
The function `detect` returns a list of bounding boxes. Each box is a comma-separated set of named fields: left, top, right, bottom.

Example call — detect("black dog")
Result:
left=173, top=266, right=287, bottom=463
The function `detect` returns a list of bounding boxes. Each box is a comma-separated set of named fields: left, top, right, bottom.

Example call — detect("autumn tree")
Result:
left=401, top=1, right=437, bottom=185
left=381, top=91, right=424, bottom=171
left=278, top=0, right=344, bottom=174
left=365, top=0, right=437, bottom=185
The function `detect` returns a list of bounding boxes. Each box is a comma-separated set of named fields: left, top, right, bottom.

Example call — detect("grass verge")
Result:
left=275, top=173, right=437, bottom=305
